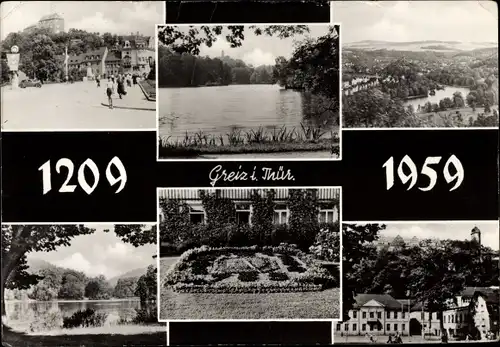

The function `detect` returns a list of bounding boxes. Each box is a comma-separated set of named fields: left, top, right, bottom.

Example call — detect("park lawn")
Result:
left=138, top=79, right=156, bottom=100
left=160, top=287, right=340, bottom=320
left=159, top=256, right=339, bottom=320
left=2, top=324, right=167, bottom=347
left=159, top=140, right=339, bottom=158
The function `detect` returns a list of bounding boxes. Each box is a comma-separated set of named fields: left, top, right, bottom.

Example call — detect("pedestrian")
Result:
left=132, top=74, right=137, bottom=86
left=96, top=74, right=101, bottom=87
left=106, top=77, right=114, bottom=109
left=126, top=73, right=132, bottom=87
left=117, top=74, right=126, bottom=99
left=387, top=335, right=393, bottom=344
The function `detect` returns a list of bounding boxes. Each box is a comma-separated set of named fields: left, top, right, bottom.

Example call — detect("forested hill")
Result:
left=157, top=45, right=274, bottom=87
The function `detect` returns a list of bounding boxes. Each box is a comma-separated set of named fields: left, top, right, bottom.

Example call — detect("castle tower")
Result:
left=471, top=226, right=482, bottom=263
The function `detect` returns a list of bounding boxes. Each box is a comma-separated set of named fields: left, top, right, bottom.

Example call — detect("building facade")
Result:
left=67, top=47, right=108, bottom=77
left=120, top=34, right=155, bottom=76
left=158, top=188, right=340, bottom=226
left=334, top=294, right=411, bottom=337
left=24, top=13, right=64, bottom=34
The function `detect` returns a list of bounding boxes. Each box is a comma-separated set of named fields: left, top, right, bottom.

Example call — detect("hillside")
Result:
left=345, top=40, right=497, bottom=52
left=108, top=266, right=150, bottom=287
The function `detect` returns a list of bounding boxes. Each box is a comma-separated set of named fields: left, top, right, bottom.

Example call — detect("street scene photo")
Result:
left=337, top=222, right=499, bottom=344
left=158, top=188, right=341, bottom=320
left=333, top=1, right=499, bottom=128
left=157, top=24, right=340, bottom=159
left=2, top=224, right=167, bottom=347
left=1, top=1, right=161, bottom=130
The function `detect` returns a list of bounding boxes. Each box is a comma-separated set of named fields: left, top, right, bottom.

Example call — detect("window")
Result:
left=336, top=324, right=340, bottom=331
left=394, top=324, right=398, bottom=331
left=394, top=311, right=398, bottom=319
left=402, top=312, right=405, bottom=319
left=402, top=324, right=405, bottom=332
left=362, top=324, right=366, bottom=331
left=377, top=312, right=381, bottom=319
left=451, top=316, right=454, bottom=323
left=273, top=204, right=288, bottom=224
left=387, top=311, right=390, bottom=318
left=235, top=203, right=251, bottom=225
left=370, top=312, right=374, bottom=318
left=344, top=324, right=348, bottom=331
left=353, top=311, right=357, bottom=319
left=318, top=203, right=337, bottom=223
left=189, top=206, right=205, bottom=224
left=444, top=316, right=446, bottom=323
left=369, top=324, right=373, bottom=331
left=362, top=312, right=367, bottom=319
left=387, top=324, right=390, bottom=331
left=352, top=324, right=357, bottom=331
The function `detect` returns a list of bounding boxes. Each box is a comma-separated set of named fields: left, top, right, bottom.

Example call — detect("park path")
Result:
left=1, top=80, right=156, bottom=131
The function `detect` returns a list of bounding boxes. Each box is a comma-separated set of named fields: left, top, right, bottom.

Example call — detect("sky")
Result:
left=332, top=0, right=498, bottom=43
left=0, top=1, right=164, bottom=40
left=27, top=225, right=157, bottom=279
left=380, top=221, right=499, bottom=250
left=167, top=25, right=332, bottom=67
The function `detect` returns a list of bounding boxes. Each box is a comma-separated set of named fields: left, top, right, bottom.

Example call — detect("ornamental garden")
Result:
left=158, top=188, right=341, bottom=320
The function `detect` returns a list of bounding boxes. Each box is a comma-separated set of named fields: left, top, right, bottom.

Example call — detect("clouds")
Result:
left=28, top=226, right=156, bottom=279
left=242, top=48, right=276, bottom=67
left=194, top=25, right=330, bottom=66
left=1, top=1, right=163, bottom=40
left=381, top=222, right=499, bottom=250
left=332, top=0, right=498, bottom=43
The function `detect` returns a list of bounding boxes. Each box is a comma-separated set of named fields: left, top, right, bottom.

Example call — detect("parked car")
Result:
left=20, top=79, right=42, bottom=88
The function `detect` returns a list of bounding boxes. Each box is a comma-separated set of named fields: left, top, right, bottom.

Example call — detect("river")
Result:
left=158, top=84, right=338, bottom=141
left=403, top=86, right=470, bottom=110
left=4, top=299, right=152, bottom=332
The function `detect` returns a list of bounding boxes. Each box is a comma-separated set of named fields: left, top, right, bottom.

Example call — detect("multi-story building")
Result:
left=334, top=294, right=411, bottom=336
left=24, top=13, right=64, bottom=34
left=467, top=288, right=499, bottom=339
left=158, top=188, right=340, bottom=225
left=120, top=33, right=155, bottom=76
left=67, top=47, right=108, bottom=77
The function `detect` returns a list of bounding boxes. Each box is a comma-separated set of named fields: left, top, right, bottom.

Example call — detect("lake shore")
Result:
left=2, top=324, right=167, bottom=347
left=159, top=141, right=339, bottom=159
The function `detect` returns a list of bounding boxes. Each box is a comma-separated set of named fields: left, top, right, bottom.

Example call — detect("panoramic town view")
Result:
left=333, top=1, right=499, bottom=128
left=158, top=188, right=340, bottom=319
left=338, top=222, right=499, bottom=343
left=2, top=224, right=166, bottom=346
left=0, top=1, right=160, bottom=130
left=157, top=24, right=340, bottom=159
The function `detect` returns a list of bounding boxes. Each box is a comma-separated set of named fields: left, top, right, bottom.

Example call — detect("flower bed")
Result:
left=164, top=244, right=338, bottom=294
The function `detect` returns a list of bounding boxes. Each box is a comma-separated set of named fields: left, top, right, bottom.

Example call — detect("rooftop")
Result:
left=353, top=294, right=404, bottom=310
left=39, top=13, right=63, bottom=22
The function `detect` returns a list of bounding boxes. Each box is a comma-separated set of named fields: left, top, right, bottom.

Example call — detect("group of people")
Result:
left=97, top=73, right=139, bottom=109
left=386, top=333, right=403, bottom=344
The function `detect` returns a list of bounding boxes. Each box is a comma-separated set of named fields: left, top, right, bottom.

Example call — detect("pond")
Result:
left=4, top=299, right=153, bottom=332
left=403, top=86, right=471, bottom=111
left=158, top=84, right=338, bottom=141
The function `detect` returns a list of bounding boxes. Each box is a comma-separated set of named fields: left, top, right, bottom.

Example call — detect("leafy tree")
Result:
left=84, top=275, right=112, bottom=299
left=135, top=265, right=157, bottom=304
left=1, top=225, right=94, bottom=315
left=58, top=270, right=87, bottom=300
left=113, top=277, right=138, bottom=298
left=341, top=223, right=385, bottom=321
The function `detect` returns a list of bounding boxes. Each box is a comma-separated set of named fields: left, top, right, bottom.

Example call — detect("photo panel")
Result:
left=337, top=221, right=499, bottom=344
left=1, top=223, right=168, bottom=346
left=332, top=0, right=499, bottom=129
left=157, top=187, right=341, bottom=321
left=156, top=23, right=341, bottom=161
left=1, top=1, right=163, bottom=131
